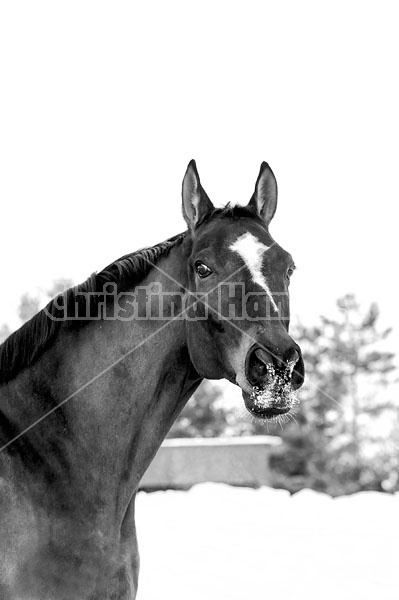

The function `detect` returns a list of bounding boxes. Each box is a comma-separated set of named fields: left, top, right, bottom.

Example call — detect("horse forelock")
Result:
left=194, top=203, right=263, bottom=229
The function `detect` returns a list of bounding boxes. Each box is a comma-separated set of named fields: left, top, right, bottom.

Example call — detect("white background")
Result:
left=1, top=1, right=398, bottom=350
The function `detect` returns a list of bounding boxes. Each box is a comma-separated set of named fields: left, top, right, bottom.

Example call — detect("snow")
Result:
left=136, top=484, right=398, bottom=600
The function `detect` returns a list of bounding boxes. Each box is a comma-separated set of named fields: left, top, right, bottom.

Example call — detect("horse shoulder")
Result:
left=0, top=462, right=39, bottom=598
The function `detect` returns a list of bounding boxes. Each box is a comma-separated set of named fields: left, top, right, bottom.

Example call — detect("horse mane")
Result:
left=0, top=232, right=186, bottom=384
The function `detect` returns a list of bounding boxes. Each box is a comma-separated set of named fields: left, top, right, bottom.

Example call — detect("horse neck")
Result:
left=1, top=242, right=201, bottom=499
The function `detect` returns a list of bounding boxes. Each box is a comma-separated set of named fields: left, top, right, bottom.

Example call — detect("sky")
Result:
left=0, top=1, right=398, bottom=357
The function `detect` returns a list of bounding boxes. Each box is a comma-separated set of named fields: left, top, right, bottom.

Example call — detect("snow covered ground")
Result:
left=136, top=484, right=398, bottom=600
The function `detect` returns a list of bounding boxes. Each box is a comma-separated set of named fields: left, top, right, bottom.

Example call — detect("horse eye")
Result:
left=195, top=262, right=212, bottom=278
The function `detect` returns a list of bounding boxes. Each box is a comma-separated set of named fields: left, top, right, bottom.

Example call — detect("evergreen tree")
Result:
left=270, top=295, right=398, bottom=495
left=0, top=324, right=12, bottom=344
left=168, top=380, right=232, bottom=438
left=18, top=293, right=41, bottom=323
left=0, top=278, right=75, bottom=340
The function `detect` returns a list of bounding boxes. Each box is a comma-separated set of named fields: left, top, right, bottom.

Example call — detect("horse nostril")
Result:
left=274, top=348, right=300, bottom=376
left=254, top=348, right=274, bottom=367
left=247, top=345, right=303, bottom=388
left=285, top=351, right=299, bottom=378
left=287, top=349, right=299, bottom=365
left=247, top=347, right=274, bottom=387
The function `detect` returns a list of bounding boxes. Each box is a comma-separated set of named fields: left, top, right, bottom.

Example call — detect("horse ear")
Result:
left=248, top=162, right=278, bottom=226
left=182, top=160, right=214, bottom=229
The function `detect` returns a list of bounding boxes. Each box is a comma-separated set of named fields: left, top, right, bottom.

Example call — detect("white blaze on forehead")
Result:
left=229, top=232, right=279, bottom=313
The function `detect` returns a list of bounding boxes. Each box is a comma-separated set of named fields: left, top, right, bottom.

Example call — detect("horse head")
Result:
left=181, top=160, right=305, bottom=420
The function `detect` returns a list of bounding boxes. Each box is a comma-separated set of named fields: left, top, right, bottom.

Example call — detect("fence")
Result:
left=139, top=435, right=281, bottom=490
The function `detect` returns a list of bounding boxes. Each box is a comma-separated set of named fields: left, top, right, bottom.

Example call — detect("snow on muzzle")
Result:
left=243, top=345, right=304, bottom=420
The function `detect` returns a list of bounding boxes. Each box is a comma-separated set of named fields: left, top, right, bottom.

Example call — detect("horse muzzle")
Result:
left=242, top=343, right=305, bottom=420
left=246, top=344, right=305, bottom=390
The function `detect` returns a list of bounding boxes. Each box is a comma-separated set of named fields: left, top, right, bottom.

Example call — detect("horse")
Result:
left=0, top=160, right=304, bottom=599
